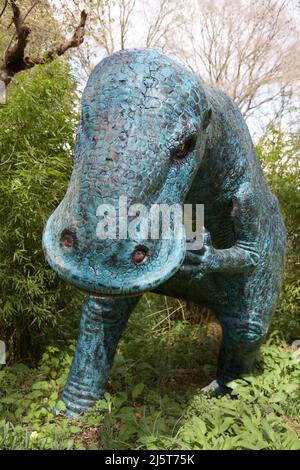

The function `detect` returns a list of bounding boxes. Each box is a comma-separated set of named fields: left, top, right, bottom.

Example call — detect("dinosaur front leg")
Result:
left=181, top=230, right=259, bottom=279
left=60, top=295, right=141, bottom=417
left=180, top=182, right=260, bottom=278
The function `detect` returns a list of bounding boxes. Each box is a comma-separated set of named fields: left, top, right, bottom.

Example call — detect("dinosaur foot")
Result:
left=201, top=379, right=232, bottom=397
left=38, top=403, right=82, bottom=419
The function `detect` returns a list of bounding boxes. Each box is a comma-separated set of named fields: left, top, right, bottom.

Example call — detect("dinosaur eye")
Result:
left=173, top=137, right=196, bottom=160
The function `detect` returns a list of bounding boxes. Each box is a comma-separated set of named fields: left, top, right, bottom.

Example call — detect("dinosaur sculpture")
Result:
left=43, top=48, right=286, bottom=417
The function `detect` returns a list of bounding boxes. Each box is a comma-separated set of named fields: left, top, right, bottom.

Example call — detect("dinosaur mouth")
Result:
left=42, top=213, right=186, bottom=296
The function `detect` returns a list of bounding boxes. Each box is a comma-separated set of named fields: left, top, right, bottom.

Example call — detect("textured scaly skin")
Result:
left=43, top=49, right=286, bottom=417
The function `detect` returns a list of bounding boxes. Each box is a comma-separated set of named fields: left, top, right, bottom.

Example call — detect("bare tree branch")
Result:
left=119, top=0, right=135, bottom=50
left=46, top=10, right=87, bottom=59
left=0, top=3, right=87, bottom=87
left=0, top=0, right=8, bottom=20
left=172, top=0, right=300, bottom=121
left=0, top=0, right=32, bottom=84
left=5, top=0, right=37, bottom=54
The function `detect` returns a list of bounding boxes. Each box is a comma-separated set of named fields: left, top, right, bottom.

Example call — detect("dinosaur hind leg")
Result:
left=214, top=249, right=284, bottom=391
left=215, top=306, right=272, bottom=390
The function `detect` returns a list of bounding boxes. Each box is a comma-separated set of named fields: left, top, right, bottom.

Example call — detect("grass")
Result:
left=0, top=294, right=299, bottom=450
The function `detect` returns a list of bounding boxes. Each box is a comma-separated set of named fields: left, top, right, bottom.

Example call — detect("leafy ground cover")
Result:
left=0, top=294, right=299, bottom=450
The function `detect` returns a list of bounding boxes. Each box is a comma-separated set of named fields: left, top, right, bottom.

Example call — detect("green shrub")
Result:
left=0, top=61, right=83, bottom=362
left=0, top=298, right=299, bottom=450
left=257, top=125, right=300, bottom=339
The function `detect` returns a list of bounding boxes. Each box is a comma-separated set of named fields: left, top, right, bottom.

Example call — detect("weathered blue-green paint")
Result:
left=43, top=48, right=286, bottom=417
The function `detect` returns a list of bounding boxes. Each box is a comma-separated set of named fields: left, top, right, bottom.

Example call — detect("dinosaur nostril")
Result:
left=60, top=229, right=76, bottom=249
left=132, top=245, right=148, bottom=264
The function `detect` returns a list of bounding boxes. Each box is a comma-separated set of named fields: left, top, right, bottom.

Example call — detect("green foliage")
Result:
left=0, top=61, right=83, bottom=362
left=175, top=342, right=300, bottom=451
left=0, top=61, right=298, bottom=450
left=257, top=125, right=300, bottom=242
left=0, top=295, right=299, bottom=450
left=257, top=125, right=300, bottom=339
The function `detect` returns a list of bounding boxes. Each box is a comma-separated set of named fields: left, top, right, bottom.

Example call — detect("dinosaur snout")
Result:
left=43, top=211, right=186, bottom=296
left=58, top=227, right=150, bottom=267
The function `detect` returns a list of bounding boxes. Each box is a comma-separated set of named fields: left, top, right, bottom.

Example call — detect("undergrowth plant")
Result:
left=0, top=295, right=299, bottom=450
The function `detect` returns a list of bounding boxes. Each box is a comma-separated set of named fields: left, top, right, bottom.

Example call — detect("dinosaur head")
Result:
left=43, top=48, right=211, bottom=296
